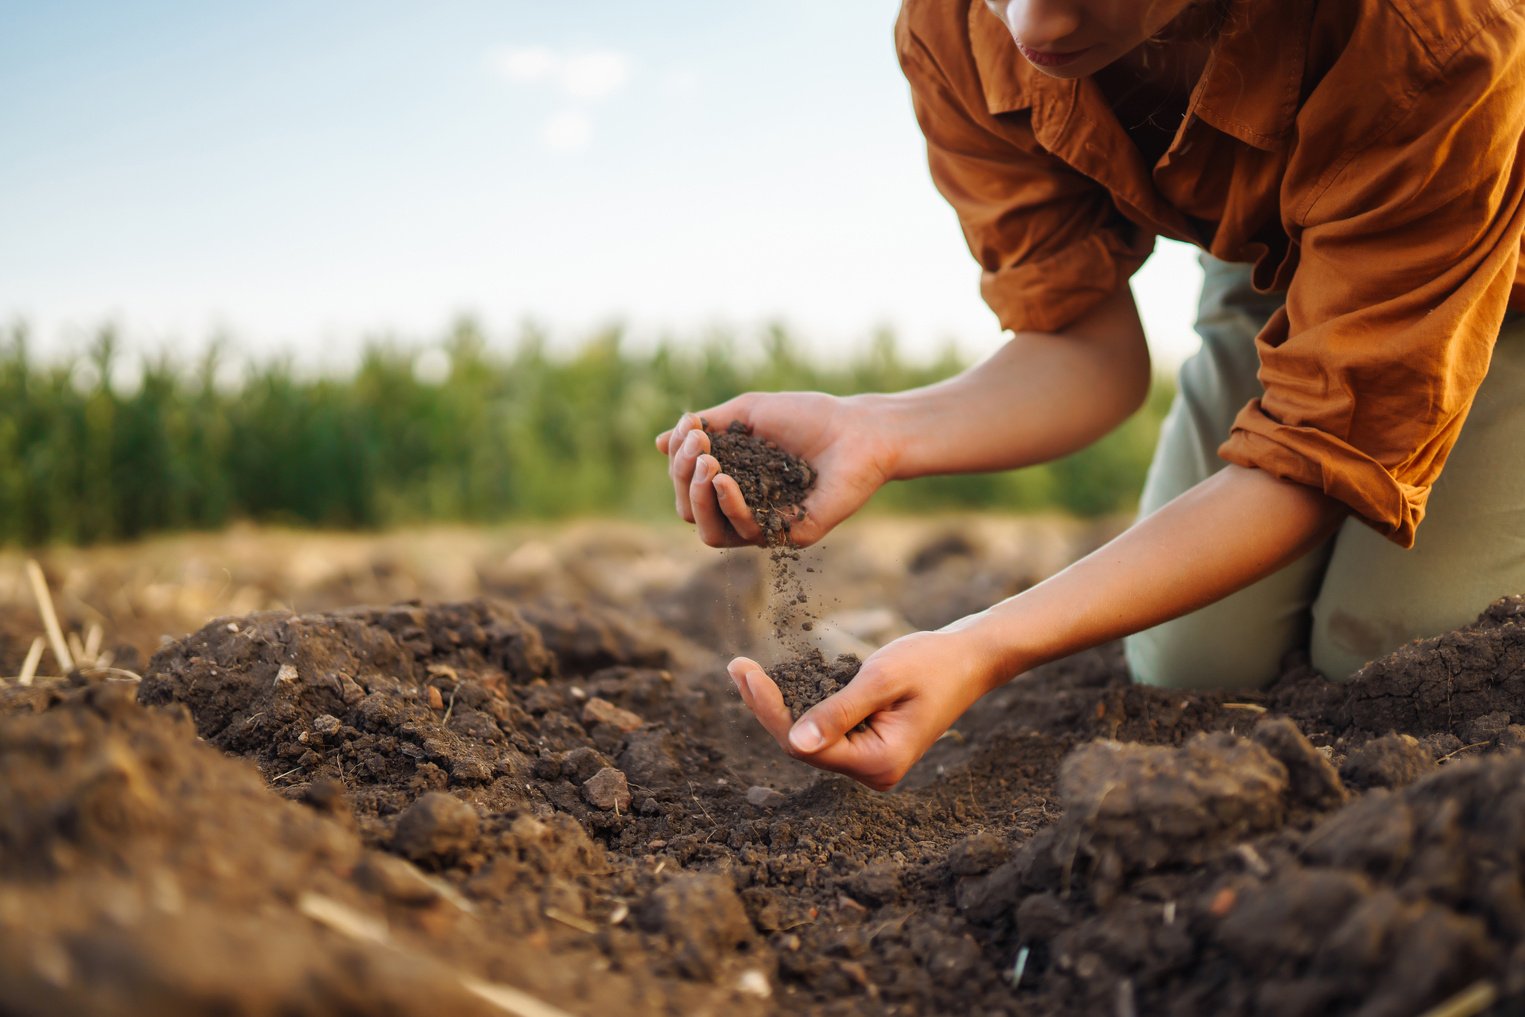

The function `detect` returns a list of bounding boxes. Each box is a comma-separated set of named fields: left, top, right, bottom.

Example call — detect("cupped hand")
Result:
left=725, top=626, right=1004, bottom=791
left=655, top=392, right=898, bottom=548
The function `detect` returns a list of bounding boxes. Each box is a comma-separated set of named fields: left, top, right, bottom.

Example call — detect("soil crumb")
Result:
left=705, top=421, right=815, bottom=544
left=769, top=649, right=862, bottom=720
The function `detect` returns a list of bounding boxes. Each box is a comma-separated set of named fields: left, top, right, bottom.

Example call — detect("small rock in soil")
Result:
left=745, top=785, right=786, bottom=809
left=582, top=766, right=632, bottom=812
left=769, top=649, right=861, bottom=721
left=392, top=791, right=480, bottom=863
left=559, top=746, right=614, bottom=784
left=582, top=696, right=644, bottom=732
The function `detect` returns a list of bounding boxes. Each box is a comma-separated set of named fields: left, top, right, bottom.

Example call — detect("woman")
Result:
left=656, top=0, right=1525, bottom=790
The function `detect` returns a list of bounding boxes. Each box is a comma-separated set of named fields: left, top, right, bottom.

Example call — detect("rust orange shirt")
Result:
left=896, top=0, right=1525, bottom=547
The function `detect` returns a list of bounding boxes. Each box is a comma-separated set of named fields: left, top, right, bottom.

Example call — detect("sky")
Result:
left=0, top=0, right=1206, bottom=370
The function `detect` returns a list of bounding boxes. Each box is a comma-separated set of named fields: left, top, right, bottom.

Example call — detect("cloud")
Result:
left=489, top=46, right=631, bottom=100
left=542, top=110, right=593, bottom=152
left=490, top=46, right=558, bottom=83
left=558, top=51, right=630, bottom=99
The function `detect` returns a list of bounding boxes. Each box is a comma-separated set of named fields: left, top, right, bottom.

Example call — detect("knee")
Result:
left=1124, top=620, right=1285, bottom=692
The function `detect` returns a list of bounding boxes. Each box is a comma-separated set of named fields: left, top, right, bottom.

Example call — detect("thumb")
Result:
left=788, top=675, right=884, bottom=755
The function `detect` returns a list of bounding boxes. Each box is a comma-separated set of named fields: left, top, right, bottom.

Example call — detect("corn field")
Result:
left=0, top=319, right=1172, bottom=546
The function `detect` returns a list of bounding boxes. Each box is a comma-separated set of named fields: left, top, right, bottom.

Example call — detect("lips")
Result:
left=1015, top=42, right=1092, bottom=68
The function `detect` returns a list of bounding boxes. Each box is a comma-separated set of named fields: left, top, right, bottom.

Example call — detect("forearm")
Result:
left=868, top=285, right=1151, bottom=480
left=958, top=465, right=1347, bottom=684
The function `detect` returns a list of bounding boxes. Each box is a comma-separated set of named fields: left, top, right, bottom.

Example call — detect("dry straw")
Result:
left=6, top=560, right=136, bottom=685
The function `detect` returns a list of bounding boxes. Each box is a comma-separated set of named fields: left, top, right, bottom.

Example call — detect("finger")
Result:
left=727, top=657, right=761, bottom=712
left=790, top=674, right=889, bottom=756
left=734, top=664, right=799, bottom=747
left=712, top=474, right=764, bottom=544
left=666, top=413, right=701, bottom=478
left=747, top=668, right=898, bottom=781
left=670, top=428, right=709, bottom=523
left=691, top=453, right=747, bottom=547
left=655, top=429, right=673, bottom=454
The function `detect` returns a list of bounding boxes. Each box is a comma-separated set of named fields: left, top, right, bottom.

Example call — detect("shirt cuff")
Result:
left=1219, top=399, right=1428, bottom=548
left=980, top=229, right=1154, bottom=334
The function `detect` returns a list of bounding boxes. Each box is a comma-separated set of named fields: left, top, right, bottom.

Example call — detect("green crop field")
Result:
left=0, top=319, right=1173, bottom=547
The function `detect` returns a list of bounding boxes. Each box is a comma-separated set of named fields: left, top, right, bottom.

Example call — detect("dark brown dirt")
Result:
left=4, top=589, right=1525, bottom=1016
left=769, top=649, right=862, bottom=721
left=705, top=420, right=815, bottom=544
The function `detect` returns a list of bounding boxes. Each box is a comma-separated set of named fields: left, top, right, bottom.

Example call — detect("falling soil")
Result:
left=705, top=420, right=815, bottom=545
left=4, top=587, right=1525, bottom=1016
left=704, top=419, right=823, bottom=650
left=769, top=649, right=862, bottom=721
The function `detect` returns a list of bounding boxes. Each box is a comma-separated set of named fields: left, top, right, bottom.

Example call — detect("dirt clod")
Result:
left=1340, top=733, right=1434, bottom=790
left=769, top=649, right=861, bottom=721
left=392, top=791, right=480, bottom=863
left=637, top=872, right=756, bottom=980
left=705, top=421, right=815, bottom=542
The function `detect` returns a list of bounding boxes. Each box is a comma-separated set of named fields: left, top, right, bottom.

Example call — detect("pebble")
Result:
left=745, top=785, right=786, bottom=809
left=582, top=767, right=633, bottom=812
left=312, top=714, right=341, bottom=736
left=737, top=970, right=772, bottom=999
left=582, top=697, right=644, bottom=732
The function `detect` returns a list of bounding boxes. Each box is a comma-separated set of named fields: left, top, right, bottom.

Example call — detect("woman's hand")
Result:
left=726, top=624, right=1005, bottom=791
left=655, top=392, right=899, bottom=547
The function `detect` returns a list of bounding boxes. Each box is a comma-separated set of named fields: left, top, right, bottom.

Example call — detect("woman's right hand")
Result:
left=655, top=392, right=900, bottom=547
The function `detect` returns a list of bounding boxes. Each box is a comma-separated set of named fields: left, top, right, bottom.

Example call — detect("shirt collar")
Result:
left=966, top=0, right=1313, bottom=151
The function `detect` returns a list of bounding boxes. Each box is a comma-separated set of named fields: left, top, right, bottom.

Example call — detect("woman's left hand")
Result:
left=727, top=625, right=1006, bottom=791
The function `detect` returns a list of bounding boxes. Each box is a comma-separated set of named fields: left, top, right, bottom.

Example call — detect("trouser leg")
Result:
left=1310, top=316, right=1525, bottom=678
left=1124, top=255, right=1334, bottom=690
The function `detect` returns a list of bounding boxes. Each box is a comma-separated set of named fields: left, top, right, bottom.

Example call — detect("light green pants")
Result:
left=1124, top=255, right=1525, bottom=689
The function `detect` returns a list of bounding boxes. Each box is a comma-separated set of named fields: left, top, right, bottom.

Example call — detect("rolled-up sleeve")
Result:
left=896, top=17, right=1154, bottom=334
left=1219, top=17, right=1525, bottom=547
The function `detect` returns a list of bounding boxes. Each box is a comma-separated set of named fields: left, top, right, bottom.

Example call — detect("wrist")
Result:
left=843, top=391, right=926, bottom=483
left=941, top=607, right=1035, bottom=694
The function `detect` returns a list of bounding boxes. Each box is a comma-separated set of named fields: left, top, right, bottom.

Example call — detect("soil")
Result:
left=705, top=421, right=815, bottom=544
left=3, top=537, right=1524, bottom=1016
left=769, top=649, right=862, bottom=721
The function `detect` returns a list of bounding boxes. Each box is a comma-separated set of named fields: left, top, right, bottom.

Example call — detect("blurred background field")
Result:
left=0, top=319, right=1172, bottom=548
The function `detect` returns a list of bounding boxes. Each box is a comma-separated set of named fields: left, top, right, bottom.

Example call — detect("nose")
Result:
left=994, top=0, right=1083, bottom=51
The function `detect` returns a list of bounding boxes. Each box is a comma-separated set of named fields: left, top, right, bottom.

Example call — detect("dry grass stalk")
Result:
left=26, top=559, right=74, bottom=673
left=296, top=892, right=579, bottom=1017
left=17, top=637, right=45, bottom=686
left=459, top=975, right=581, bottom=1017
left=542, top=907, right=598, bottom=935
left=1417, top=981, right=1497, bottom=1017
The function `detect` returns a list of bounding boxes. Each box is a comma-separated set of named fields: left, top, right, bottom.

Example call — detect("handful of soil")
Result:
left=769, top=648, right=861, bottom=721
left=705, top=420, right=815, bottom=543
